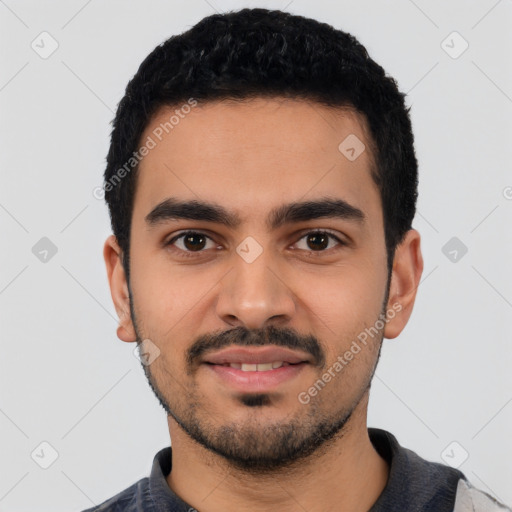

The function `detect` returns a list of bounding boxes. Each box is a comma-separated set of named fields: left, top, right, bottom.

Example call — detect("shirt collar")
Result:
left=146, top=428, right=464, bottom=511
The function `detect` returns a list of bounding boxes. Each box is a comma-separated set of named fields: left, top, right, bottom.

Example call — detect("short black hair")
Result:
left=103, top=7, right=418, bottom=284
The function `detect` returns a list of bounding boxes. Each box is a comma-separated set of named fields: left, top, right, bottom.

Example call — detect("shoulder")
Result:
left=454, top=479, right=512, bottom=512
left=368, top=429, right=511, bottom=511
left=78, top=477, right=150, bottom=512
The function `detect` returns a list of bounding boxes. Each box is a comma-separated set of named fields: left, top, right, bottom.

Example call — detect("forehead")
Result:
left=132, top=98, right=381, bottom=230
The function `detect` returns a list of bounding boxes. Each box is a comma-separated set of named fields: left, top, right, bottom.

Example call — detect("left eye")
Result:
left=294, top=230, right=344, bottom=252
left=166, top=231, right=218, bottom=253
left=165, top=230, right=344, bottom=255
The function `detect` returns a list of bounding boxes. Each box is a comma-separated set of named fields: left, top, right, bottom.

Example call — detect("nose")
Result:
left=215, top=246, right=296, bottom=330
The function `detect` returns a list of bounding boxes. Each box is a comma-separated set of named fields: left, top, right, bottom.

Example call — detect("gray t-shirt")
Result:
left=80, top=428, right=510, bottom=511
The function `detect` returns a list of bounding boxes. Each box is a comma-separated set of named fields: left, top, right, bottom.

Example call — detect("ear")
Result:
left=103, top=234, right=137, bottom=343
left=383, top=229, right=424, bottom=339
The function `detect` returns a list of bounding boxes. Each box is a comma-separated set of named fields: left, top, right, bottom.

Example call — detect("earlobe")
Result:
left=383, top=229, right=424, bottom=340
left=103, top=235, right=137, bottom=343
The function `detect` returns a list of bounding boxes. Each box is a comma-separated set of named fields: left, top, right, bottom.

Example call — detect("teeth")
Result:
left=256, top=362, right=273, bottom=371
left=227, top=361, right=286, bottom=371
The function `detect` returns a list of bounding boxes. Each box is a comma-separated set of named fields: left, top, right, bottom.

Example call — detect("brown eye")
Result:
left=294, top=230, right=345, bottom=253
left=166, top=231, right=216, bottom=255
left=182, top=233, right=207, bottom=251
left=306, top=232, right=329, bottom=251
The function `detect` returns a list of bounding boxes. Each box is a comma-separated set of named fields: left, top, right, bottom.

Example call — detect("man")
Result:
left=88, top=8, right=510, bottom=512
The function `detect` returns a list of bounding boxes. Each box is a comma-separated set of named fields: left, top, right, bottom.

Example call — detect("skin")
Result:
left=104, top=97, right=423, bottom=512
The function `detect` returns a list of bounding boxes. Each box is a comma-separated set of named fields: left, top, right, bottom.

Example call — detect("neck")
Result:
left=166, top=394, right=388, bottom=512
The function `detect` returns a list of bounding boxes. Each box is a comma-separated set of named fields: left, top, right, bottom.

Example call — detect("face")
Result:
left=104, top=97, right=422, bottom=473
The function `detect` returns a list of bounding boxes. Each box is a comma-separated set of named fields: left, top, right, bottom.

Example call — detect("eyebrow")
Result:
left=145, top=196, right=365, bottom=231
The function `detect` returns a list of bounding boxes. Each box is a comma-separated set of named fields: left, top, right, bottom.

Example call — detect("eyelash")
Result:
left=164, top=229, right=346, bottom=259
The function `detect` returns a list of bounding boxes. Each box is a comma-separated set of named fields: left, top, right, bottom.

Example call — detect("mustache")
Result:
left=186, top=325, right=325, bottom=368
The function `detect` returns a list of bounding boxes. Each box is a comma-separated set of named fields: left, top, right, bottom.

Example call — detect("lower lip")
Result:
left=204, top=363, right=308, bottom=392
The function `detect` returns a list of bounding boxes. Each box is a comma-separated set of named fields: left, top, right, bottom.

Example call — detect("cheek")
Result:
left=295, top=262, right=385, bottom=328
left=294, top=266, right=385, bottom=371
left=129, top=259, right=218, bottom=356
left=131, top=254, right=209, bottom=318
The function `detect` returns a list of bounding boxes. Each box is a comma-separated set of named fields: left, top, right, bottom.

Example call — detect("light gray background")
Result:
left=1, top=0, right=511, bottom=510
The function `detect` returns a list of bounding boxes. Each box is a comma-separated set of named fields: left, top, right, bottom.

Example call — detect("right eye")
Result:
left=165, top=231, right=219, bottom=257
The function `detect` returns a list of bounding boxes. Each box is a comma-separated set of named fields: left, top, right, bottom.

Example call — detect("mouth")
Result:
left=202, top=360, right=310, bottom=392
left=204, top=361, right=304, bottom=371
left=200, top=346, right=313, bottom=392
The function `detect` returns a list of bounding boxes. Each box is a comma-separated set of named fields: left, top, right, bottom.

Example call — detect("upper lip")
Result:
left=201, top=346, right=312, bottom=365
